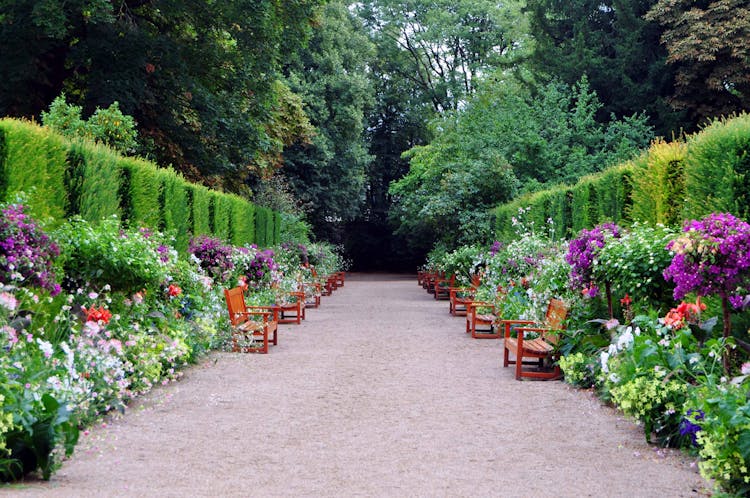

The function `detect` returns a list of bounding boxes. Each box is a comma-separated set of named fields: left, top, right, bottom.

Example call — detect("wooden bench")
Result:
left=224, top=287, right=279, bottom=354
left=465, top=301, right=503, bottom=339
left=501, top=298, right=568, bottom=380
left=275, top=290, right=306, bottom=325
left=433, top=274, right=456, bottom=300
left=449, top=273, right=481, bottom=316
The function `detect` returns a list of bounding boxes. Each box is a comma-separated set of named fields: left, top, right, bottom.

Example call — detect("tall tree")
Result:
left=355, top=0, right=528, bottom=112
left=282, top=1, right=376, bottom=242
left=646, top=0, right=750, bottom=123
left=389, top=76, right=653, bottom=248
left=0, top=0, right=322, bottom=186
left=527, top=0, right=686, bottom=135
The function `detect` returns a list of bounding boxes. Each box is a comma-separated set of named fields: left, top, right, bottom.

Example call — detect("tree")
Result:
left=355, top=0, right=528, bottom=112
left=646, top=0, right=750, bottom=123
left=282, top=1, right=376, bottom=241
left=526, top=0, right=686, bottom=136
left=389, top=76, right=653, bottom=249
left=0, top=0, right=323, bottom=186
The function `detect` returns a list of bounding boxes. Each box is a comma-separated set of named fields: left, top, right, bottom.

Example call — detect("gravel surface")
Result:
left=8, top=273, right=711, bottom=497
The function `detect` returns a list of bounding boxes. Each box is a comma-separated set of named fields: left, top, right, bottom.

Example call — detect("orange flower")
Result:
left=82, top=305, right=112, bottom=324
left=167, top=284, right=182, bottom=297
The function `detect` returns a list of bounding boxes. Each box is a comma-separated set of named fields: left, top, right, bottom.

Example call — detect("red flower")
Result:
left=82, top=305, right=112, bottom=324
left=620, top=294, right=632, bottom=306
left=167, top=284, right=182, bottom=297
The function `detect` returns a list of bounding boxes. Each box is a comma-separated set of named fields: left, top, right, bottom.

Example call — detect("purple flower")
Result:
left=566, top=223, right=621, bottom=290
left=664, top=213, right=750, bottom=307
left=0, top=204, right=60, bottom=294
left=679, top=409, right=704, bottom=446
left=188, top=235, right=235, bottom=282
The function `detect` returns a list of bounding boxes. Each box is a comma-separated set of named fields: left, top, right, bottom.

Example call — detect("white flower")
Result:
left=608, top=373, right=620, bottom=384
left=742, top=362, right=750, bottom=375
left=36, top=338, right=53, bottom=358
left=600, top=351, right=610, bottom=373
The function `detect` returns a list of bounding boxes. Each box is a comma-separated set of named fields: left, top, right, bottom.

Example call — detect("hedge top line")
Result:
left=0, top=118, right=281, bottom=250
left=494, top=112, right=750, bottom=240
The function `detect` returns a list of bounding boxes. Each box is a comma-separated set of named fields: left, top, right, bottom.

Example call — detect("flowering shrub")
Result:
left=689, top=382, right=750, bottom=494
left=55, top=217, right=170, bottom=293
left=558, top=352, right=598, bottom=388
left=593, top=223, right=675, bottom=308
left=566, top=223, right=621, bottom=296
left=188, top=235, right=234, bottom=282
left=664, top=213, right=750, bottom=308
left=0, top=203, right=61, bottom=296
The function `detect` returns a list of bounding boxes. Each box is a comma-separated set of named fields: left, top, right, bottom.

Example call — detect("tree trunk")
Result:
left=722, top=296, right=731, bottom=373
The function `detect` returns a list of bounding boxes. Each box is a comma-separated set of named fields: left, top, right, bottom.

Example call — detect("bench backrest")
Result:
left=224, top=287, right=248, bottom=326
left=470, top=273, right=481, bottom=288
left=543, top=298, right=569, bottom=344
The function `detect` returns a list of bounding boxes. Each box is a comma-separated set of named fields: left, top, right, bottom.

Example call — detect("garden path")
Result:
left=17, top=274, right=709, bottom=497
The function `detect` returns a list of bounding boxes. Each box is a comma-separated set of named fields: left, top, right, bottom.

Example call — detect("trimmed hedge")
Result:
left=0, top=119, right=68, bottom=224
left=494, top=113, right=750, bottom=239
left=0, top=118, right=280, bottom=248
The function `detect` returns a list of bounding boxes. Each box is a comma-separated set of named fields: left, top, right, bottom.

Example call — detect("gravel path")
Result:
left=11, top=273, right=710, bottom=497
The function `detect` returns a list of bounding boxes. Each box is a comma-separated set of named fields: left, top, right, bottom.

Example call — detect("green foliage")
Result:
left=42, top=95, right=138, bottom=153
left=55, top=217, right=170, bottom=294
left=189, top=184, right=212, bottom=237
left=0, top=119, right=67, bottom=223
left=159, top=170, right=190, bottom=253
left=0, top=0, right=324, bottom=184
left=254, top=207, right=271, bottom=248
left=646, top=0, right=750, bottom=124
left=593, top=223, right=677, bottom=310
left=229, top=196, right=254, bottom=247
left=558, top=352, right=599, bottom=388
left=689, top=381, right=750, bottom=495
left=683, top=114, right=750, bottom=221
left=120, top=157, right=161, bottom=228
left=65, top=141, right=122, bottom=221
left=282, top=1, right=374, bottom=240
left=527, top=0, right=684, bottom=137
left=629, top=140, right=688, bottom=226
left=210, top=194, right=232, bottom=242
left=85, top=101, right=138, bottom=154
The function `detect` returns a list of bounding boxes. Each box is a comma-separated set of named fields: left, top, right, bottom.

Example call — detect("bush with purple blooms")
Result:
left=565, top=222, right=621, bottom=297
left=0, top=203, right=61, bottom=295
left=188, top=235, right=234, bottom=282
left=664, top=212, right=750, bottom=308
left=245, top=249, right=279, bottom=289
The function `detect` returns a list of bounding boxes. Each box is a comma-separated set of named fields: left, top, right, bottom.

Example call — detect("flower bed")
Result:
left=0, top=203, right=344, bottom=482
left=429, top=209, right=750, bottom=494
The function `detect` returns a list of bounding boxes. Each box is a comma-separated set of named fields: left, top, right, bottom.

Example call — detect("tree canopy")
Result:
left=1, top=0, right=747, bottom=268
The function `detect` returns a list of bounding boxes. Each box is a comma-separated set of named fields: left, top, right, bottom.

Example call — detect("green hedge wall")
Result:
left=0, top=119, right=68, bottom=223
left=494, top=113, right=750, bottom=240
left=68, top=141, right=122, bottom=221
left=229, top=195, right=254, bottom=246
left=683, top=114, right=750, bottom=221
left=0, top=118, right=281, bottom=248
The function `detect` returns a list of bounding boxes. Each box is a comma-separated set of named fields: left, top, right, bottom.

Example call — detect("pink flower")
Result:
left=0, top=291, right=18, bottom=311
left=742, top=362, right=750, bottom=375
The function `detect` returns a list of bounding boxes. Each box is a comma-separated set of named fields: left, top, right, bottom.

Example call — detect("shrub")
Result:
left=684, top=113, right=750, bottom=220
left=593, top=223, right=676, bottom=310
left=0, top=120, right=68, bottom=223
left=65, top=142, right=122, bottom=221
left=55, top=217, right=169, bottom=293
left=629, top=140, right=687, bottom=226
left=188, top=235, right=234, bottom=282
left=0, top=203, right=61, bottom=295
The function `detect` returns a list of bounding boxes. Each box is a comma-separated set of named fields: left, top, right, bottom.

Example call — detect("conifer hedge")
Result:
left=494, top=113, right=750, bottom=240
left=0, top=119, right=280, bottom=248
